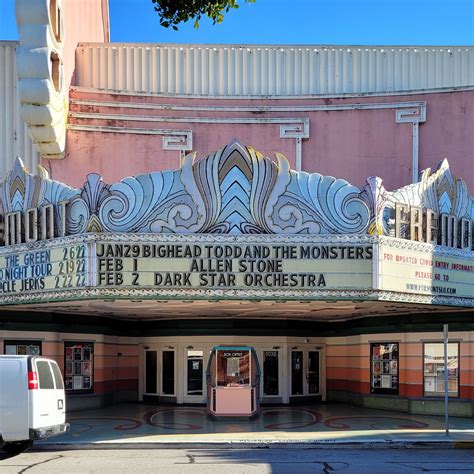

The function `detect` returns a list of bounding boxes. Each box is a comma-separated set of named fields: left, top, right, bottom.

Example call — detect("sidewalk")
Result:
left=36, top=402, right=474, bottom=448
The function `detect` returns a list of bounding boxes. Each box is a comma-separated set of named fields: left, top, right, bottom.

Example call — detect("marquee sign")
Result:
left=0, top=233, right=472, bottom=307
left=0, top=235, right=374, bottom=301
left=95, top=240, right=373, bottom=290
left=0, top=140, right=472, bottom=308
left=377, top=237, right=474, bottom=300
left=0, top=244, right=88, bottom=295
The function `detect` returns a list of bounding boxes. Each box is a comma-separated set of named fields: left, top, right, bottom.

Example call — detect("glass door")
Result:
left=161, top=350, right=175, bottom=396
left=307, top=351, right=320, bottom=395
left=144, top=350, right=158, bottom=395
left=291, top=351, right=304, bottom=396
left=290, top=349, right=321, bottom=397
left=263, top=350, right=279, bottom=396
left=185, top=350, right=205, bottom=402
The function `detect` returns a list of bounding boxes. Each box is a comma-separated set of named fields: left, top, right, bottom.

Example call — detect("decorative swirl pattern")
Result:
left=0, top=142, right=472, bottom=239
left=266, top=168, right=370, bottom=234
left=67, top=198, right=89, bottom=235
left=99, top=171, right=175, bottom=232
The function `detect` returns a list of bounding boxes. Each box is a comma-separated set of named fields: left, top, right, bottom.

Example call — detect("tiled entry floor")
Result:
left=38, top=403, right=474, bottom=445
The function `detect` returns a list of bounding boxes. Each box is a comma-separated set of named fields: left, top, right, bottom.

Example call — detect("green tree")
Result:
left=152, top=0, right=256, bottom=30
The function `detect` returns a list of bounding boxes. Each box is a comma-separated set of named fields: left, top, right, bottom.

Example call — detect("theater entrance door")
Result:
left=290, top=349, right=321, bottom=400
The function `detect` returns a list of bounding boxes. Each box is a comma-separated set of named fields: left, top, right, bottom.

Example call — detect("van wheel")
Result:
left=2, top=440, right=33, bottom=454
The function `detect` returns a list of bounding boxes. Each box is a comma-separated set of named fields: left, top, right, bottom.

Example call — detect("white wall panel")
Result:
left=75, top=44, right=474, bottom=97
left=0, top=42, right=39, bottom=179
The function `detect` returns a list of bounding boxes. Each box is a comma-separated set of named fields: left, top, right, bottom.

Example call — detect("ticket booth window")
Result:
left=424, top=343, right=459, bottom=397
left=4, top=340, right=41, bottom=356
left=206, top=347, right=260, bottom=418
left=217, top=350, right=251, bottom=386
left=64, top=342, right=93, bottom=392
left=370, top=343, right=399, bottom=394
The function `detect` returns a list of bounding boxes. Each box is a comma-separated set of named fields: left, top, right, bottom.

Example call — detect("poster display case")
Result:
left=371, top=342, right=399, bottom=394
left=64, top=342, right=93, bottom=393
left=4, top=340, right=41, bottom=356
left=424, top=342, right=459, bottom=397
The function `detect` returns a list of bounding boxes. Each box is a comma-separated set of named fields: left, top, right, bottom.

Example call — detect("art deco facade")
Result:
left=0, top=0, right=473, bottom=416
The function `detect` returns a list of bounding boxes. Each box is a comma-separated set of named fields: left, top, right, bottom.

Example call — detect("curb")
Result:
left=32, top=439, right=464, bottom=450
left=454, top=441, right=474, bottom=449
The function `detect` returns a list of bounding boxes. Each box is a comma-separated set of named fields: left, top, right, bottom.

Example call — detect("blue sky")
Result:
left=1, top=0, right=473, bottom=45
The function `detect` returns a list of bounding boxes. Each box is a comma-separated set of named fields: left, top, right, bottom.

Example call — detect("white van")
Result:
left=0, top=355, right=69, bottom=453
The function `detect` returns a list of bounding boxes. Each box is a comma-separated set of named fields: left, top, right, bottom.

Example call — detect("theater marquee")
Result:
left=95, top=240, right=373, bottom=290
left=0, top=235, right=374, bottom=301
left=0, top=234, right=473, bottom=308
left=0, top=140, right=473, bottom=308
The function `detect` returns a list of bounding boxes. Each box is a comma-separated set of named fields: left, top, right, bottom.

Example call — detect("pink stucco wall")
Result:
left=46, top=89, right=474, bottom=194
left=61, top=0, right=109, bottom=97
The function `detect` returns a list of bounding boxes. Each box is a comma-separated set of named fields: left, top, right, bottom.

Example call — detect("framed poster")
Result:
left=64, top=342, right=94, bottom=393
left=448, top=379, right=458, bottom=392
left=372, top=346, right=380, bottom=360
left=424, top=362, right=435, bottom=375
left=83, top=346, right=91, bottom=361
left=65, top=347, right=73, bottom=361
left=73, top=362, right=82, bottom=375
left=424, top=377, right=436, bottom=392
left=370, top=343, right=399, bottom=394
left=381, top=375, right=391, bottom=389
left=65, top=377, right=73, bottom=391
left=73, top=376, right=83, bottom=390
left=448, top=368, right=458, bottom=377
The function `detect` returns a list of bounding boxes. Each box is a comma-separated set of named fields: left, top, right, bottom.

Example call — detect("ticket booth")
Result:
left=206, top=346, right=260, bottom=418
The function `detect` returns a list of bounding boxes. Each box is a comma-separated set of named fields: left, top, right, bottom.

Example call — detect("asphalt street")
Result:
left=0, top=447, right=473, bottom=473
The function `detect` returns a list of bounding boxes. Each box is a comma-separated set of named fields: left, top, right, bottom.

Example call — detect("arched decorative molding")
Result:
left=16, top=0, right=67, bottom=158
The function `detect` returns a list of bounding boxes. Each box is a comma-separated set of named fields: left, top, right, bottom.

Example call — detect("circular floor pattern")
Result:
left=144, top=409, right=204, bottom=431
left=262, top=408, right=323, bottom=430
left=323, top=416, right=430, bottom=430
left=69, top=416, right=144, bottom=431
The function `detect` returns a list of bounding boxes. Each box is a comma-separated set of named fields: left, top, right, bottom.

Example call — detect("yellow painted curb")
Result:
left=454, top=441, right=474, bottom=449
